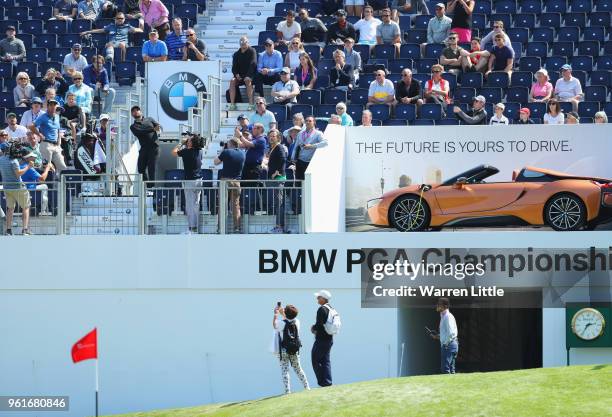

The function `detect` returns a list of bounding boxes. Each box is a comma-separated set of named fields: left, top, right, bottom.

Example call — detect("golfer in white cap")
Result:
left=311, top=290, right=334, bottom=387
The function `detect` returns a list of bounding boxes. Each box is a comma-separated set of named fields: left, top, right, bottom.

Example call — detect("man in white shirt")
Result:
left=430, top=297, right=459, bottom=374
left=554, top=64, right=583, bottom=112
left=367, top=69, right=396, bottom=108
left=271, top=67, right=301, bottom=104
left=276, top=10, right=301, bottom=47
left=489, top=102, right=509, bottom=125
left=353, top=6, right=381, bottom=45
left=4, top=113, right=29, bottom=142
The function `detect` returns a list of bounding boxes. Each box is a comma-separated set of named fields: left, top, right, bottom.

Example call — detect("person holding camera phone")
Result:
left=182, top=29, right=207, bottom=62
left=172, top=133, right=204, bottom=234
left=273, top=302, right=310, bottom=394
left=214, top=137, right=245, bottom=233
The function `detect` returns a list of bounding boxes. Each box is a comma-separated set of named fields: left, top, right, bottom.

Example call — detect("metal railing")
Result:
left=0, top=177, right=305, bottom=235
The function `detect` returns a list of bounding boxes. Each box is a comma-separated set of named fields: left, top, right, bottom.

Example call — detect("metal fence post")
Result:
left=138, top=175, right=146, bottom=234
left=57, top=175, right=66, bottom=235
left=219, top=180, right=227, bottom=234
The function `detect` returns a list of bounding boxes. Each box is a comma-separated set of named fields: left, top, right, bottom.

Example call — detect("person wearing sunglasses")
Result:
left=276, top=10, right=301, bottom=47
left=426, top=3, right=452, bottom=45
left=376, top=8, right=402, bottom=56
left=67, top=70, right=94, bottom=115
left=254, top=39, right=283, bottom=99
left=162, top=18, right=187, bottom=61
left=62, top=44, right=88, bottom=79
left=485, top=34, right=514, bottom=78
left=183, top=29, right=207, bottom=61
left=142, top=30, right=168, bottom=62
left=479, top=21, right=514, bottom=56
left=82, top=12, right=142, bottom=62
left=424, top=64, right=450, bottom=107
left=298, top=9, right=328, bottom=49
left=229, top=37, right=257, bottom=110
left=14, top=72, right=35, bottom=108
left=353, top=6, right=381, bottom=45
left=440, top=32, right=471, bottom=74
left=327, top=9, right=356, bottom=45
left=452, top=95, right=487, bottom=125
left=285, top=39, right=305, bottom=72
left=367, top=69, right=396, bottom=108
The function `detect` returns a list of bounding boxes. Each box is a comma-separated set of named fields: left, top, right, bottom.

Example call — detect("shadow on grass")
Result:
left=590, top=364, right=609, bottom=371
left=220, top=395, right=284, bottom=409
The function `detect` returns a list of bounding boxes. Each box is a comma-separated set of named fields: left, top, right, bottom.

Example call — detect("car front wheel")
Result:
left=544, top=194, right=586, bottom=231
left=389, top=195, right=431, bottom=232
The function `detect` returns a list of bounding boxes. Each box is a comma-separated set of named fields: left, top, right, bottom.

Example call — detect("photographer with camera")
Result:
left=172, top=133, right=204, bottom=234
left=273, top=302, right=310, bottom=395
left=0, top=143, right=35, bottom=235
left=20, top=152, right=55, bottom=216
left=182, top=29, right=207, bottom=62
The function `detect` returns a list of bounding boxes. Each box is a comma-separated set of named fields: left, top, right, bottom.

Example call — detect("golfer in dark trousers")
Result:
left=129, top=105, right=161, bottom=183
left=311, top=290, right=333, bottom=387
left=430, top=297, right=459, bottom=374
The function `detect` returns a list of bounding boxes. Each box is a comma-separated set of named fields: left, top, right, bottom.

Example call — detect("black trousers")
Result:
left=254, top=72, right=280, bottom=96
left=312, top=338, right=333, bottom=387
left=137, top=145, right=159, bottom=184
left=295, top=159, right=309, bottom=180
left=241, top=163, right=262, bottom=183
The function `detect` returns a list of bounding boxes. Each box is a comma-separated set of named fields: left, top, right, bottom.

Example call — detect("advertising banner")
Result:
left=345, top=125, right=612, bottom=232
left=146, top=61, right=221, bottom=132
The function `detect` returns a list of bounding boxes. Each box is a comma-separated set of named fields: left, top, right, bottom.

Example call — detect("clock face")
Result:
left=571, top=308, right=606, bottom=341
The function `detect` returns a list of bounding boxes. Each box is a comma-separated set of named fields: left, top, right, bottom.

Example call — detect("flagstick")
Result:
left=95, top=358, right=99, bottom=417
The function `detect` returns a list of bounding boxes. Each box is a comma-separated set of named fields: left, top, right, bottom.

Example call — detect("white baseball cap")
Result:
left=99, top=113, right=110, bottom=121
left=314, top=290, right=332, bottom=301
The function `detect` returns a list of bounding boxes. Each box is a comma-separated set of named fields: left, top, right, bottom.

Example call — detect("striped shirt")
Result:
left=165, top=31, right=187, bottom=60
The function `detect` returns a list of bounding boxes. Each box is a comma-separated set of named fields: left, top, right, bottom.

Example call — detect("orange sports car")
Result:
left=367, top=165, right=612, bottom=231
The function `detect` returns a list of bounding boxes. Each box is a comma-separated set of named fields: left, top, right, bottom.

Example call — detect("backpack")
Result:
left=281, top=319, right=302, bottom=355
left=323, top=305, right=342, bottom=335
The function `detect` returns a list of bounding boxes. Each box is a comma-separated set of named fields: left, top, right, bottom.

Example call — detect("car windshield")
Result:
left=442, top=165, right=500, bottom=186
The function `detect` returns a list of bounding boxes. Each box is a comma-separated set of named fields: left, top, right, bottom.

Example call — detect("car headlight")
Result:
left=367, top=198, right=383, bottom=209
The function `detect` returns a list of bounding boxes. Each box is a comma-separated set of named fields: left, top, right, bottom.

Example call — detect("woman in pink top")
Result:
left=140, top=0, right=170, bottom=40
left=529, top=68, right=553, bottom=103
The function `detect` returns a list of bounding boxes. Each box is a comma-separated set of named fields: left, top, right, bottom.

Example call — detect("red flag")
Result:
left=72, top=328, right=98, bottom=363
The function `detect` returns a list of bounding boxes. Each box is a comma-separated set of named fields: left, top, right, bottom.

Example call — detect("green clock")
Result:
left=566, top=304, right=612, bottom=349
left=571, top=308, right=605, bottom=341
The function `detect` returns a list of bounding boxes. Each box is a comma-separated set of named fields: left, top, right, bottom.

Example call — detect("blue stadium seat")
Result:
left=400, top=43, right=421, bottom=60
left=442, top=72, right=457, bottom=91
left=60, top=34, right=82, bottom=49
left=590, top=11, right=611, bottom=26
left=495, top=0, right=517, bottom=13
left=476, top=0, right=492, bottom=13
left=304, top=45, right=321, bottom=64
left=126, top=46, right=143, bottom=62
left=545, top=55, right=567, bottom=72
left=419, top=104, right=442, bottom=120
left=175, top=3, right=198, bottom=19
left=290, top=104, right=312, bottom=118
left=590, top=70, right=612, bottom=87
left=539, top=12, right=561, bottom=27
left=412, top=73, right=430, bottom=86
left=22, top=20, right=43, bottom=35
left=585, top=86, right=608, bottom=102
left=353, top=44, right=370, bottom=62
left=350, top=88, right=369, bottom=105
left=578, top=101, right=600, bottom=117
left=6, top=6, right=28, bottom=20
left=268, top=104, right=288, bottom=121
left=395, top=104, right=417, bottom=121
left=49, top=48, right=69, bottom=62
left=28, top=47, right=48, bottom=63
left=368, top=104, right=390, bottom=121
left=415, top=58, right=437, bottom=74
left=275, top=2, right=295, bottom=16
left=45, top=20, right=67, bottom=34
left=387, top=73, right=401, bottom=84
left=414, top=15, right=431, bottom=29
left=405, top=29, right=427, bottom=44
left=551, top=41, right=574, bottom=57
left=303, top=2, right=321, bottom=16
left=507, top=28, right=529, bottom=44
left=532, top=27, right=555, bottom=43
left=425, top=43, right=444, bottom=59
left=461, top=72, right=483, bottom=88
left=479, top=87, right=503, bottom=104
left=545, top=0, right=567, bottom=12
left=323, top=89, right=347, bottom=104
left=347, top=104, right=363, bottom=121
left=490, top=13, right=512, bottom=28
left=578, top=41, right=600, bottom=57
left=266, top=16, right=283, bottom=31
left=472, top=13, right=488, bottom=30
left=115, top=61, right=137, bottom=86
left=39, top=61, right=62, bottom=76
left=558, top=102, right=573, bottom=113
left=31, top=5, right=52, bottom=20
left=455, top=87, right=477, bottom=103
left=35, top=34, right=57, bottom=49
left=388, top=59, right=413, bottom=73
left=485, top=71, right=510, bottom=88
left=519, top=56, right=542, bottom=72
left=605, top=41, right=612, bottom=55
left=525, top=102, right=547, bottom=119
left=557, top=26, right=580, bottom=43
left=521, top=0, right=543, bottom=13
left=570, top=0, right=592, bottom=11
left=605, top=102, right=612, bottom=116
left=322, top=44, right=340, bottom=59
left=298, top=89, right=321, bottom=106
left=0, top=92, right=14, bottom=108
left=507, top=86, right=529, bottom=102
left=0, top=62, right=13, bottom=78
left=571, top=55, right=593, bottom=72
left=564, top=12, right=587, bottom=27
left=16, top=62, right=38, bottom=78
left=72, top=19, right=93, bottom=33
left=314, top=74, right=330, bottom=89
left=571, top=70, right=587, bottom=87
left=398, top=15, right=411, bottom=32
left=384, top=119, right=408, bottom=126
left=258, top=31, right=277, bottom=45
left=514, top=13, right=536, bottom=28
left=596, top=55, right=612, bottom=70
left=316, top=104, right=336, bottom=118
left=511, top=71, right=534, bottom=88
left=317, top=59, right=334, bottom=75
left=583, top=27, right=607, bottom=42
left=526, top=41, right=548, bottom=58
left=365, top=58, right=388, bottom=73
left=436, top=118, right=459, bottom=125
left=504, top=102, right=521, bottom=119
left=412, top=119, right=435, bottom=125
left=374, top=44, right=396, bottom=60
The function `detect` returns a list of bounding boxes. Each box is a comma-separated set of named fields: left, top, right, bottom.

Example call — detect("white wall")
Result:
left=306, top=125, right=346, bottom=233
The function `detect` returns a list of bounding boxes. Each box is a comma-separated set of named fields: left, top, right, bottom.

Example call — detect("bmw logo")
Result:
left=257, top=11, right=261, bottom=15
left=160, top=72, right=207, bottom=121
left=248, top=24, right=253, bottom=30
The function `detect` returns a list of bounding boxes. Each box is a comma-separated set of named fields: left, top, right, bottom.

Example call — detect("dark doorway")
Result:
left=398, top=293, right=542, bottom=375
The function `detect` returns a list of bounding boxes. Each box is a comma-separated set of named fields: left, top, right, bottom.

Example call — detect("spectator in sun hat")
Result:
left=529, top=68, right=553, bottom=103
left=565, top=111, right=580, bottom=125
left=453, top=95, right=487, bottom=125
left=516, top=107, right=535, bottom=124
left=554, top=64, right=583, bottom=113
left=311, top=290, right=335, bottom=387
left=20, top=97, right=45, bottom=129
left=489, top=102, right=509, bottom=125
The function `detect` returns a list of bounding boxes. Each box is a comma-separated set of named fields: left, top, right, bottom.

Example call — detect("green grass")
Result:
left=106, top=365, right=612, bottom=417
